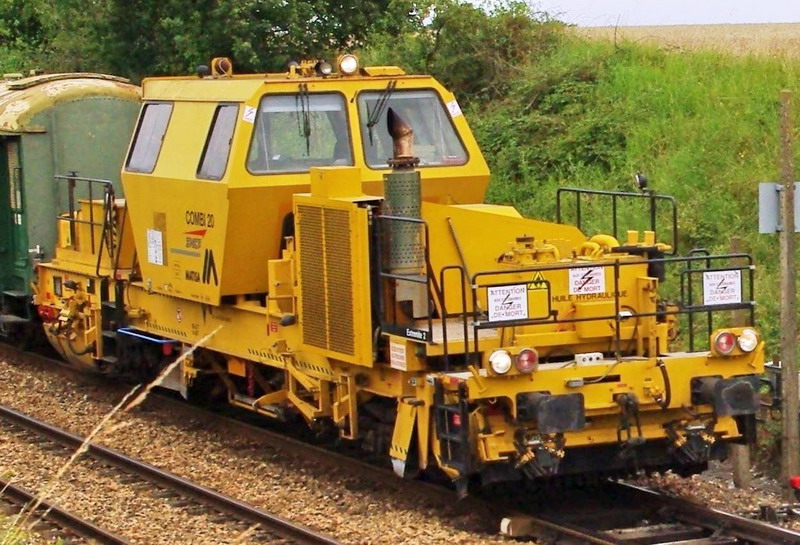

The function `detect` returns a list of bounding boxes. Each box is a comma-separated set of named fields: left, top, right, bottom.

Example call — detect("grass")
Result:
left=463, top=33, right=800, bottom=354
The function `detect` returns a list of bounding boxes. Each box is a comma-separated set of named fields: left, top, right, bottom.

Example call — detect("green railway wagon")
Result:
left=0, top=72, right=140, bottom=337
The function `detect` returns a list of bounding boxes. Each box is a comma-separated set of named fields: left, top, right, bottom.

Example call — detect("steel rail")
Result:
left=0, top=477, right=131, bottom=544
left=614, top=482, right=800, bottom=545
left=0, top=403, right=341, bottom=545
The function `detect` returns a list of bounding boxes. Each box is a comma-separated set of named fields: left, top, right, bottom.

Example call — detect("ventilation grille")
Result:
left=298, top=204, right=355, bottom=356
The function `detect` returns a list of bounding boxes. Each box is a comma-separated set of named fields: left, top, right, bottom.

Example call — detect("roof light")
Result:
left=713, top=331, right=736, bottom=356
left=515, top=348, right=538, bottom=374
left=737, top=328, right=759, bottom=353
left=338, top=54, right=359, bottom=75
left=314, top=60, right=333, bottom=76
left=489, top=350, right=512, bottom=375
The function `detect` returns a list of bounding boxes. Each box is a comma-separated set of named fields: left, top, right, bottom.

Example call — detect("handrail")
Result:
left=54, top=172, right=116, bottom=278
left=374, top=214, right=434, bottom=343
left=556, top=187, right=679, bottom=255
left=462, top=252, right=754, bottom=356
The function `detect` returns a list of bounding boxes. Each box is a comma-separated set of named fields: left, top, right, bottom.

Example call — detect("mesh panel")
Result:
left=324, top=208, right=354, bottom=354
left=298, top=204, right=356, bottom=356
left=298, top=205, right=328, bottom=349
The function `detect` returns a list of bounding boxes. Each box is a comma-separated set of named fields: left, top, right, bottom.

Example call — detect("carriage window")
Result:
left=247, top=93, right=351, bottom=174
left=357, top=89, right=467, bottom=168
left=198, top=104, right=238, bottom=180
left=126, top=102, right=172, bottom=173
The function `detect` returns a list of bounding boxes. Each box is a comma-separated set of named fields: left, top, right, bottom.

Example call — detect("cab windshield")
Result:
left=357, top=89, right=467, bottom=168
left=247, top=93, right=352, bottom=174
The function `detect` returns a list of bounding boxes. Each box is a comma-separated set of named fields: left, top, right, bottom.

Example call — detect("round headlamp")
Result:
left=489, top=350, right=512, bottom=375
left=737, top=328, right=759, bottom=353
left=515, top=348, right=538, bottom=374
left=713, top=331, right=736, bottom=356
left=314, top=60, right=333, bottom=76
left=338, top=54, right=359, bottom=75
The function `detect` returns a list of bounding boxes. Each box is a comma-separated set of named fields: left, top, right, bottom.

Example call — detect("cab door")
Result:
left=0, top=137, right=29, bottom=310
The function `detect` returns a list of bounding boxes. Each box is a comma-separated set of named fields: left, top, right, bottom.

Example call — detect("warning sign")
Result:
left=488, top=284, right=528, bottom=322
left=703, top=270, right=742, bottom=306
left=528, top=271, right=548, bottom=291
left=146, top=229, right=164, bottom=266
left=569, top=267, right=605, bottom=295
left=389, top=341, right=407, bottom=371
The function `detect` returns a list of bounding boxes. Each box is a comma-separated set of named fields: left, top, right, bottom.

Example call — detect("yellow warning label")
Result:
left=528, top=271, right=548, bottom=291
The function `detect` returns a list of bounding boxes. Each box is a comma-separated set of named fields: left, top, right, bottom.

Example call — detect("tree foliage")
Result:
left=363, top=1, right=564, bottom=105
left=0, top=0, right=431, bottom=80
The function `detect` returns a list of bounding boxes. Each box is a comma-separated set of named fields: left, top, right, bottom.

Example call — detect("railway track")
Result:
left=4, top=345, right=800, bottom=544
left=502, top=480, right=800, bottom=544
left=0, top=402, right=341, bottom=545
left=0, top=477, right=131, bottom=544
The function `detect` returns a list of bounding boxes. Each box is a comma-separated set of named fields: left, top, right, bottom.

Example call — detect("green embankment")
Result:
left=368, top=25, right=800, bottom=354
left=478, top=37, right=799, bottom=353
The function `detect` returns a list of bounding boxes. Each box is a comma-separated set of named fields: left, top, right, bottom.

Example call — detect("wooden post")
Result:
left=729, top=236, right=752, bottom=488
left=779, top=89, right=800, bottom=500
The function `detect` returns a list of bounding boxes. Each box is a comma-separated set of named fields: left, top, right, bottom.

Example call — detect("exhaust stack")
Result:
left=382, top=108, right=426, bottom=318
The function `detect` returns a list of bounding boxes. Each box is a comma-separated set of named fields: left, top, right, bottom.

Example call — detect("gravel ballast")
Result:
left=0, top=346, right=518, bottom=545
left=1, top=344, right=796, bottom=543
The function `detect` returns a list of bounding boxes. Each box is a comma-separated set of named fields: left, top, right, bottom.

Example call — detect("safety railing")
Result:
left=428, top=254, right=755, bottom=362
left=55, top=172, right=117, bottom=277
left=373, top=214, right=437, bottom=343
left=373, top=212, right=753, bottom=367
left=461, top=252, right=754, bottom=361
left=556, top=187, right=679, bottom=255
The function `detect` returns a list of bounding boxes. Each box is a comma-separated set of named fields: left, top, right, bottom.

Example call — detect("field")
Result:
left=577, top=23, right=800, bottom=57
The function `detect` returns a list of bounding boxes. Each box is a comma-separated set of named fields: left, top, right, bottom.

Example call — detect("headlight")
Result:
left=338, top=54, right=359, bottom=75
left=737, top=328, right=759, bottom=352
left=314, top=60, right=333, bottom=76
left=489, top=350, right=512, bottom=375
left=713, top=331, right=736, bottom=356
left=515, top=348, right=538, bottom=374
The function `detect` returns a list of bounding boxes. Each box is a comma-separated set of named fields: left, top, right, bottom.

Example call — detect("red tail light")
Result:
left=713, top=331, right=736, bottom=355
left=451, top=413, right=462, bottom=427
left=790, top=475, right=800, bottom=490
left=515, top=348, right=538, bottom=373
left=37, top=305, right=58, bottom=323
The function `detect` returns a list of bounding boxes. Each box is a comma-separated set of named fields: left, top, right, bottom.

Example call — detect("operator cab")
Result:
left=121, top=55, right=489, bottom=305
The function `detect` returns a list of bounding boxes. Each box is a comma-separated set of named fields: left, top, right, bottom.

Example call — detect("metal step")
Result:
left=102, top=330, right=117, bottom=339
left=2, top=290, right=27, bottom=299
left=99, top=355, right=118, bottom=365
left=0, top=314, right=29, bottom=324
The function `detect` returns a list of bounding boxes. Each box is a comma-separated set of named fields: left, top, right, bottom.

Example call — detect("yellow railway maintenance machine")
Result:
left=35, top=56, right=764, bottom=492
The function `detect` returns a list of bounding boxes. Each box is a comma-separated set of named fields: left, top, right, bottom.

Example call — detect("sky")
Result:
left=529, top=1, right=800, bottom=27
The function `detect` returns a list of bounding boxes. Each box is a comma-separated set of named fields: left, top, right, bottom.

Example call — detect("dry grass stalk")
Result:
left=2, top=325, right=223, bottom=541
left=577, top=23, right=800, bottom=57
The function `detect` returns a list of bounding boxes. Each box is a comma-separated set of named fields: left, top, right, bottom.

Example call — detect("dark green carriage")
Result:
left=0, top=73, right=140, bottom=334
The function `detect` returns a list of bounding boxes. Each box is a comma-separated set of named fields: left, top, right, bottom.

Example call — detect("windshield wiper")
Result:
left=296, top=83, right=311, bottom=155
left=366, top=80, right=397, bottom=145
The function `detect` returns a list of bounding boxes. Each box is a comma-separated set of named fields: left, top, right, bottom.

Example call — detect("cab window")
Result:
left=126, top=102, right=172, bottom=173
left=247, top=93, right=351, bottom=174
left=197, top=103, right=238, bottom=180
left=357, top=89, right=467, bottom=168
